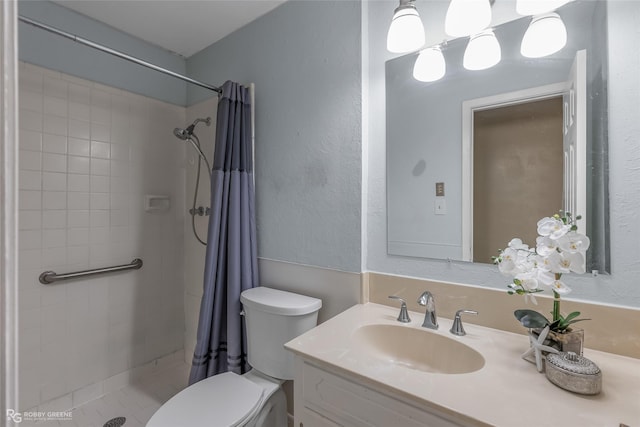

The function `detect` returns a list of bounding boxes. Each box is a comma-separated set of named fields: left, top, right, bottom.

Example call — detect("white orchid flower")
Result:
left=537, top=216, right=570, bottom=240
left=536, top=235, right=558, bottom=257
left=508, top=238, right=529, bottom=250
left=558, top=231, right=591, bottom=253
left=538, top=251, right=567, bottom=274
left=515, top=271, right=539, bottom=291
left=524, top=293, right=538, bottom=305
left=536, top=269, right=555, bottom=286
left=498, top=258, right=515, bottom=276
left=497, top=247, right=518, bottom=275
left=562, top=251, right=586, bottom=274
left=550, top=279, right=572, bottom=295
left=498, top=213, right=589, bottom=305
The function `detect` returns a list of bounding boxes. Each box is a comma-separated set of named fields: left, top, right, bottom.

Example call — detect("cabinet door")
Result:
left=301, top=362, right=462, bottom=427
left=298, top=408, right=343, bottom=427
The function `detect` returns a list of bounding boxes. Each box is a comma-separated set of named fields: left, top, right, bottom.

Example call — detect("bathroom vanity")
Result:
left=285, top=303, right=640, bottom=427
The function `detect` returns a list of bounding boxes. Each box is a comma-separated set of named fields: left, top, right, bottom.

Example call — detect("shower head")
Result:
left=173, top=117, right=211, bottom=141
left=173, top=127, right=190, bottom=140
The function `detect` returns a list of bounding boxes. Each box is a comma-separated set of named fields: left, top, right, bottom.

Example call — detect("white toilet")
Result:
left=147, top=286, right=322, bottom=427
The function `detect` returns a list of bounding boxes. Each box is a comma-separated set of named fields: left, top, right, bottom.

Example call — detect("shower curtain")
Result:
left=189, top=81, right=258, bottom=384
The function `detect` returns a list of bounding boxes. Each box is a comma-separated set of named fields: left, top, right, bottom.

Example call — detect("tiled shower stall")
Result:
left=17, top=62, right=188, bottom=412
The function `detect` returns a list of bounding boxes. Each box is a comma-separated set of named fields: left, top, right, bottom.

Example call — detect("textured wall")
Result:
left=17, top=63, right=185, bottom=410
left=18, top=0, right=187, bottom=106
left=187, top=0, right=362, bottom=272
left=365, top=0, right=640, bottom=308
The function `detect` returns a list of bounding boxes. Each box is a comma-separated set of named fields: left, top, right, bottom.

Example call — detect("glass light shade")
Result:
left=516, top=0, right=572, bottom=16
left=387, top=7, right=426, bottom=53
left=463, top=30, right=501, bottom=71
left=445, top=0, right=492, bottom=37
left=413, top=47, right=446, bottom=82
left=520, top=13, right=567, bottom=58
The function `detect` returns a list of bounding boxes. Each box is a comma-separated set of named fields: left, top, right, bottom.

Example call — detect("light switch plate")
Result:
left=434, top=198, right=447, bottom=215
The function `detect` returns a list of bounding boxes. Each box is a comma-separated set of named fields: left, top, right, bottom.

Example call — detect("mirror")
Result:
left=386, top=0, right=609, bottom=272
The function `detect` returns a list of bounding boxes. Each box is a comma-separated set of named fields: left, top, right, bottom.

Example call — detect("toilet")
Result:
left=147, top=286, right=322, bottom=427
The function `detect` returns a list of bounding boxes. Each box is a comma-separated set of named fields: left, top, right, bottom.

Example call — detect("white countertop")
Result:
left=285, top=303, right=640, bottom=427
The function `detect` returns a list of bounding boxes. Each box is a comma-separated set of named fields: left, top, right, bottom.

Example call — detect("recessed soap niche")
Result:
left=144, top=195, right=171, bottom=213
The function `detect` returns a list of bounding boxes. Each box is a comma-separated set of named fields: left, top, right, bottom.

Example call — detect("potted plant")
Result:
left=493, top=212, right=591, bottom=356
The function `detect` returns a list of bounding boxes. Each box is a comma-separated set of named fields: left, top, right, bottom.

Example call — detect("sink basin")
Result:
left=351, top=324, right=485, bottom=374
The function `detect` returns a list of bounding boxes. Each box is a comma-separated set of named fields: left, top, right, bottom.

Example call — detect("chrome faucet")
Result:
left=417, top=291, right=438, bottom=330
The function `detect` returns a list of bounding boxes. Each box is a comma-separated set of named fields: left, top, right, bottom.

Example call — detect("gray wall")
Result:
left=18, top=0, right=640, bottom=309
left=187, top=0, right=363, bottom=272
left=18, top=0, right=187, bottom=106
left=366, top=0, right=640, bottom=308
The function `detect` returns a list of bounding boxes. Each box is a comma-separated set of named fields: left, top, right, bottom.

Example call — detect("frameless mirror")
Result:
left=386, top=0, right=609, bottom=272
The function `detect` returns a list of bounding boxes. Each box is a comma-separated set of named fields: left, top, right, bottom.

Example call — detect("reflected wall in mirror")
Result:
left=470, top=95, right=565, bottom=264
left=386, top=0, right=609, bottom=272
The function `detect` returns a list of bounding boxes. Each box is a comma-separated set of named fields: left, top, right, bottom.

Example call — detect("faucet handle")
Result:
left=450, top=309, right=478, bottom=336
left=388, top=296, right=411, bottom=323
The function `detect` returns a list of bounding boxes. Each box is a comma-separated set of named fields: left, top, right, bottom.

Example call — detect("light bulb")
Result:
left=464, top=30, right=501, bottom=71
left=520, top=13, right=567, bottom=58
left=516, top=0, right=573, bottom=16
left=387, top=3, right=426, bottom=53
left=445, top=0, right=492, bottom=37
left=413, top=47, right=446, bottom=82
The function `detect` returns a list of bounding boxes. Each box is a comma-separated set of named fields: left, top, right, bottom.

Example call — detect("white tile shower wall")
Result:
left=18, top=62, right=186, bottom=411
left=183, top=97, right=217, bottom=362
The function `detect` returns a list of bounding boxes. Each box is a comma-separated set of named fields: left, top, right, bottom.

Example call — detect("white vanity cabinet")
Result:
left=285, top=303, right=640, bottom=427
left=293, top=358, right=471, bottom=427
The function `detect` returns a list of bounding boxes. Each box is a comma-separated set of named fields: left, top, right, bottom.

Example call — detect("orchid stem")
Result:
left=552, top=272, right=561, bottom=323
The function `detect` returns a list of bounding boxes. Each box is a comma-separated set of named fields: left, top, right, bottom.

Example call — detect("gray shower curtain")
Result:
left=189, top=81, right=258, bottom=384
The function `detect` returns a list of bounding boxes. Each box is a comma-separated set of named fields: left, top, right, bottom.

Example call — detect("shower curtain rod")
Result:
left=18, top=15, right=222, bottom=94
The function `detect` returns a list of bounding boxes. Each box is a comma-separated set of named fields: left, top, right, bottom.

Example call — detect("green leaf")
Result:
left=514, top=309, right=549, bottom=328
left=550, top=316, right=590, bottom=333
left=513, top=278, right=522, bottom=285
left=549, top=319, right=562, bottom=330
left=564, top=311, right=581, bottom=322
left=565, top=318, right=590, bottom=326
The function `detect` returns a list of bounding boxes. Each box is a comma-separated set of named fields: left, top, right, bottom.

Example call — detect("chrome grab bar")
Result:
left=39, top=258, right=143, bottom=284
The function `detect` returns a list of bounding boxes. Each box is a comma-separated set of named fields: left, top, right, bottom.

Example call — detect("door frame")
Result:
left=461, top=82, right=566, bottom=262
left=1, top=0, right=19, bottom=423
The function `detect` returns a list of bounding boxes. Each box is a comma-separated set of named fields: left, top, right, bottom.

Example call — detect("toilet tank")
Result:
left=240, top=287, right=321, bottom=380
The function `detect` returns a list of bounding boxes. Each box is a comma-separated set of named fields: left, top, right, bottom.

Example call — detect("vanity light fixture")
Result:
left=445, top=0, right=492, bottom=37
left=463, top=29, right=501, bottom=71
left=520, top=13, right=568, bottom=58
left=413, top=46, right=446, bottom=82
left=387, top=0, right=426, bottom=53
left=516, top=0, right=573, bottom=16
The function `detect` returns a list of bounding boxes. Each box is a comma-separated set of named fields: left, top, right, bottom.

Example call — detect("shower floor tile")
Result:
left=32, top=362, right=190, bottom=427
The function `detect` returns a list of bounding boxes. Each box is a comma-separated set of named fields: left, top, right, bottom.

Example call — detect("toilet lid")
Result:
left=146, top=372, right=264, bottom=427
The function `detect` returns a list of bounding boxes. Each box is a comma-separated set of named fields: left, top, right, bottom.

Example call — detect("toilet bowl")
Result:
left=146, top=287, right=322, bottom=427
